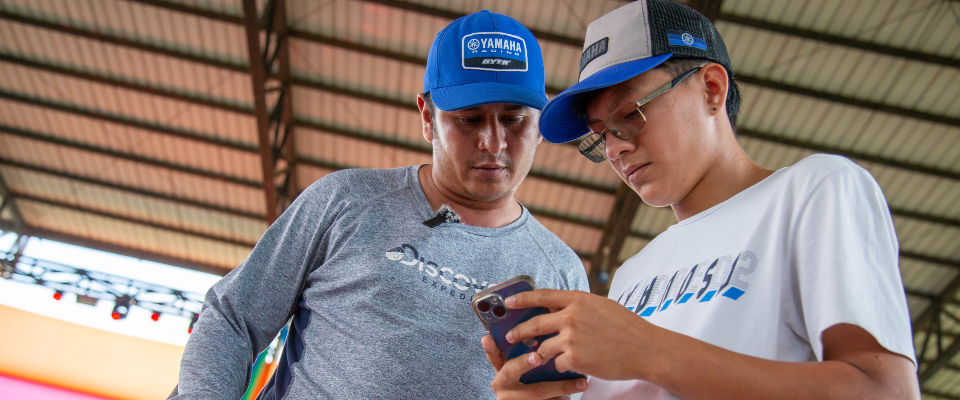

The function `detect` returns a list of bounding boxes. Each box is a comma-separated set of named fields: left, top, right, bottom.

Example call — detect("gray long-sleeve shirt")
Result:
left=172, top=165, right=589, bottom=399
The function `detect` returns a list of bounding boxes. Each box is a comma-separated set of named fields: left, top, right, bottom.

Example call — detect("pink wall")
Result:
left=0, top=374, right=118, bottom=400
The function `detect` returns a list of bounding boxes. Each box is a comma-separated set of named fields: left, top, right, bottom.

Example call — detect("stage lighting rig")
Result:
left=1, top=246, right=205, bottom=324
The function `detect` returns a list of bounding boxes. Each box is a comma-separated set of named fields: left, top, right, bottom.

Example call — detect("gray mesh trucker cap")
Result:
left=539, top=0, right=733, bottom=143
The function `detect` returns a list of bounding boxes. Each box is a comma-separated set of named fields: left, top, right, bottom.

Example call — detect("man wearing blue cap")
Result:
left=170, top=10, right=587, bottom=400
left=483, top=1, right=918, bottom=399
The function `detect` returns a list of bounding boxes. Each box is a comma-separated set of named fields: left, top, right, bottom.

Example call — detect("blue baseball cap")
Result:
left=539, top=0, right=734, bottom=144
left=423, top=10, right=547, bottom=111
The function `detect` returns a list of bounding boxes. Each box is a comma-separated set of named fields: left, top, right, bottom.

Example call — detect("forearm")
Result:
left=172, top=297, right=260, bottom=398
left=638, top=325, right=917, bottom=400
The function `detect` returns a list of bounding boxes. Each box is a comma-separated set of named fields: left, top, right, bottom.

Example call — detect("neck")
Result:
left=671, top=141, right=774, bottom=222
left=418, top=165, right=523, bottom=228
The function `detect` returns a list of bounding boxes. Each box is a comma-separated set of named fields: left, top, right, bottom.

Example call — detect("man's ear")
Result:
left=417, top=94, right=433, bottom=143
left=701, top=63, right=728, bottom=117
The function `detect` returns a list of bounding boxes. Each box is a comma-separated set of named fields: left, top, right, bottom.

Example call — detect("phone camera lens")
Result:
left=493, top=305, right=506, bottom=317
left=477, top=301, right=491, bottom=312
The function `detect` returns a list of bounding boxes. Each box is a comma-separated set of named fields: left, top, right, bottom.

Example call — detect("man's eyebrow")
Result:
left=504, top=104, right=526, bottom=111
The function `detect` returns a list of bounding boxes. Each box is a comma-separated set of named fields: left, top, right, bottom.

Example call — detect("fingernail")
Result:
left=527, top=353, right=538, bottom=365
left=505, top=331, right=514, bottom=343
left=505, top=296, right=515, bottom=307
left=576, top=379, right=587, bottom=390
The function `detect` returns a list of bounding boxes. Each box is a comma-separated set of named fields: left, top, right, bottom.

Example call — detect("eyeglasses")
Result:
left=577, top=67, right=702, bottom=163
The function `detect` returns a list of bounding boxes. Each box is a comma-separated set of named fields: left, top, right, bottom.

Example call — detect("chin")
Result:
left=634, top=186, right=674, bottom=208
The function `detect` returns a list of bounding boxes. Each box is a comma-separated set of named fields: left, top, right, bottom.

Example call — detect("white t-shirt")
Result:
left=582, top=154, right=916, bottom=400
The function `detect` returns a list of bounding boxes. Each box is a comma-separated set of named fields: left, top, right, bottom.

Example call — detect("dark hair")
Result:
left=574, top=58, right=742, bottom=135
left=421, top=91, right=438, bottom=130
left=653, top=58, right=741, bottom=134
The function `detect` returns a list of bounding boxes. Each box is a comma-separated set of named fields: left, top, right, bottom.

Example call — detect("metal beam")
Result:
left=23, top=1, right=955, bottom=139
left=0, top=54, right=252, bottom=115
left=0, top=89, right=256, bottom=153
left=524, top=204, right=606, bottom=231
left=0, top=124, right=261, bottom=188
left=124, top=0, right=244, bottom=25
left=920, top=389, right=960, bottom=400
left=243, top=0, right=280, bottom=223
left=738, top=128, right=960, bottom=182
left=269, top=0, right=299, bottom=214
left=902, top=250, right=960, bottom=270
left=0, top=170, right=26, bottom=231
left=291, top=27, right=585, bottom=94
left=0, top=157, right=266, bottom=221
left=589, top=184, right=643, bottom=295
left=360, top=0, right=582, bottom=47
left=718, top=12, right=960, bottom=70
left=0, top=10, right=247, bottom=73
left=738, top=76, right=960, bottom=129
left=9, top=4, right=959, bottom=169
left=913, top=250, right=960, bottom=383
left=13, top=192, right=257, bottom=248
left=291, top=75, right=416, bottom=112
left=0, top=220, right=233, bottom=276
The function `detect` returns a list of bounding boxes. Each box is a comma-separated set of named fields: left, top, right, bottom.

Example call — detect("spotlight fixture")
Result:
left=112, top=295, right=132, bottom=320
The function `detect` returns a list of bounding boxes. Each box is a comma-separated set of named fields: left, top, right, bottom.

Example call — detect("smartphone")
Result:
left=472, top=275, right=585, bottom=384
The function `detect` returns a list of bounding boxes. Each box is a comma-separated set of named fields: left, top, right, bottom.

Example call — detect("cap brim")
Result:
left=539, top=53, right=673, bottom=144
left=431, top=81, right=548, bottom=111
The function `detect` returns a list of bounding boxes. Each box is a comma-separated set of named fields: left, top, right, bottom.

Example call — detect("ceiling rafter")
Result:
left=6, top=4, right=959, bottom=186
left=0, top=124, right=261, bottom=188
left=738, top=76, right=960, bottom=129
left=286, top=28, right=566, bottom=95
left=243, top=0, right=282, bottom=223
left=13, top=191, right=257, bottom=248
left=356, top=0, right=960, bottom=130
left=128, top=0, right=960, bottom=74
left=0, top=157, right=266, bottom=221
left=124, top=0, right=245, bottom=25
left=1, top=1, right=956, bottom=237
left=0, top=89, right=256, bottom=153
left=2, top=16, right=955, bottom=236
left=3, top=118, right=953, bottom=270
left=589, top=184, right=642, bottom=294
left=738, top=128, right=960, bottom=182
left=0, top=10, right=247, bottom=73
left=0, top=54, right=253, bottom=115
left=913, top=252, right=960, bottom=384
left=0, top=170, right=26, bottom=231
left=718, top=12, right=960, bottom=70
left=0, top=220, right=233, bottom=276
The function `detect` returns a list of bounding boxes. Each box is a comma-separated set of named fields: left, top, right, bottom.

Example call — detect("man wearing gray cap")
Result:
left=482, top=1, right=918, bottom=399
left=170, top=10, right=588, bottom=400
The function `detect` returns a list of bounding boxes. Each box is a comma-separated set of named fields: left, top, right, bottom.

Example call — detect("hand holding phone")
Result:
left=472, top=275, right=585, bottom=384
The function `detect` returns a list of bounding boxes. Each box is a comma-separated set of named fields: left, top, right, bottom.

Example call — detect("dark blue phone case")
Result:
left=474, top=276, right=585, bottom=384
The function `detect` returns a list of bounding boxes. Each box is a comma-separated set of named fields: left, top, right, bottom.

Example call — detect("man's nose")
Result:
left=478, top=118, right=508, bottom=154
left=604, top=128, right=636, bottom=161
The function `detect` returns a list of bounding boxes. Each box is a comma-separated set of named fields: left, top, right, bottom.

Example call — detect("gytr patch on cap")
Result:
left=579, top=37, right=608, bottom=73
left=667, top=30, right=707, bottom=51
left=462, top=32, right=528, bottom=71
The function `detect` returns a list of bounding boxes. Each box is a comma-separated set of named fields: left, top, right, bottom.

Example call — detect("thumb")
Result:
left=481, top=336, right=506, bottom=372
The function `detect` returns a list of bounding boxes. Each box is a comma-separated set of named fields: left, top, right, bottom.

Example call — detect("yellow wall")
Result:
left=0, top=305, right=184, bottom=400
